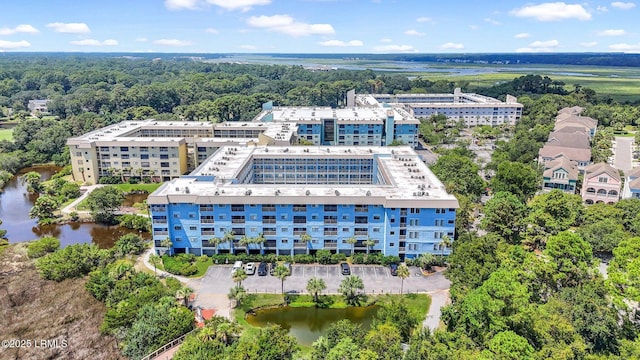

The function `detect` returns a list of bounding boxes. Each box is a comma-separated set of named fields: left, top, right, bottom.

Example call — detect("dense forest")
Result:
left=1, top=55, right=640, bottom=358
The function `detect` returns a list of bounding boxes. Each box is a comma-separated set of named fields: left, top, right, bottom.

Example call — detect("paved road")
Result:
left=423, top=289, right=450, bottom=331
left=614, top=137, right=634, bottom=173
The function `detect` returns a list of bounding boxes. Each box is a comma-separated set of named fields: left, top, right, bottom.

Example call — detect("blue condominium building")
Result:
left=148, top=146, right=458, bottom=259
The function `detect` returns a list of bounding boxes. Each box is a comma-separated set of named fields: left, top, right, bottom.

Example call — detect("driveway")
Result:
left=614, top=137, right=634, bottom=173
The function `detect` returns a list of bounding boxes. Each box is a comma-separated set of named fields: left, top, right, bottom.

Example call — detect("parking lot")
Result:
left=194, top=263, right=450, bottom=308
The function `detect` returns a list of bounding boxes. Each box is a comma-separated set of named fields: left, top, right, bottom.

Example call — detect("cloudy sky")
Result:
left=1, top=0, right=639, bottom=53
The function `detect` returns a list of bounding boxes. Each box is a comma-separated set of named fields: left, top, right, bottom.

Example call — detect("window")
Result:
left=281, top=227, right=288, bottom=232
left=434, top=219, right=444, bottom=226
left=120, top=146, right=129, bottom=152
left=174, top=225, right=182, bottom=230
left=598, top=176, right=608, bottom=183
left=324, top=205, right=337, bottom=212
left=231, top=204, right=245, bottom=212
left=436, top=208, right=446, bottom=214
left=189, top=226, right=197, bottom=231
left=173, top=213, right=180, bottom=219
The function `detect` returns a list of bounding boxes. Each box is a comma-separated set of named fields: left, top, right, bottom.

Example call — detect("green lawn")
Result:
left=0, top=128, right=13, bottom=141
left=111, top=183, right=162, bottom=193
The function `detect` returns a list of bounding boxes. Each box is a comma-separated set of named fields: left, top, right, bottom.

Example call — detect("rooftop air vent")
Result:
left=335, top=190, right=340, bottom=196
left=305, top=190, right=311, bottom=196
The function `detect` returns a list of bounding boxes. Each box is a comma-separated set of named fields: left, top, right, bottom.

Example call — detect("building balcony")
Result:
left=324, top=242, right=337, bottom=248
left=231, top=219, right=245, bottom=224
left=354, top=231, right=368, bottom=236
left=202, top=241, right=217, bottom=248
left=153, top=220, right=167, bottom=224
left=265, top=240, right=277, bottom=248
left=263, top=219, right=276, bottom=224
left=201, top=231, right=215, bottom=235
left=154, top=231, right=168, bottom=236
left=263, top=230, right=276, bottom=236
left=200, top=219, right=215, bottom=223
left=399, top=247, right=406, bottom=252
left=324, top=231, right=338, bottom=236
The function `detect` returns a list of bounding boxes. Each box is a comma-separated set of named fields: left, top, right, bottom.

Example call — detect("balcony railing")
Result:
left=200, top=219, right=215, bottom=223
left=324, top=231, right=338, bottom=236
left=324, top=242, right=337, bottom=248
left=354, top=231, right=368, bottom=236
left=201, top=231, right=215, bottom=235
left=263, top=219, right=276, bottom=224
left=154, top=231, right=168, bottom=236
left=399, top=247, right=406, bottom=252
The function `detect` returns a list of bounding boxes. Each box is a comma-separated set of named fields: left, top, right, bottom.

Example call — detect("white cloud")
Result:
left=165, top=0, right=271, bottom=11
left=0, top=40, right=30, bottom=49
left=484, top=18, right=501, bottom=25
left=372, top=44, right=417, bottom=52
left=205, top=28, right=219, bottom=34
left=514, top=32, right=530, bottom=38
left=609, top=42, right=640, bottom=51
left=0, top=24, right=39, bottom=36
left=165, top=0, right=200, bottom=10
left=247, top=14, right=335, bottom=37
left=441, top=42, right=464, bottom=50
left=580, top=41, right=598, bottom=47
left=238, top=44, right=257, bottom=50
left=207, top=0, right=271, bottom=11
left=597, top=5, right=608, bottom=12
left=416, top=17, right=432, bottom=23
left=511, top=3, right=591, bottom=21
left=469, top=25, right=479, bottom=30
left=70, top=39, right=118, bottom=46
left=516, top=39, right=560, bottom=52
left=153, top=39, right=192, bottom=46
left=380, top=38, right=392, bottom=43
left=611, top=2, right=636, bottom=10
left=404, top=29, right=425, bottom=36
left=597, top=29, right=626, bottom=36
left=318, top=39, right=363, bottom=47
left=46, top=22, right=90, bottom=34
left=136, top=37, right=148, bottom=42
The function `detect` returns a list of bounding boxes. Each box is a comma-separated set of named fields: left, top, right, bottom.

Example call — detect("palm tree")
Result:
left=363, top=238, right=376, bottom=255
left=223, top=230, right=235, bottom=254
left=109, top=261, right=132, bottom=280
left=439, top=235, right=452, bottom=260
left=214, top=320, right=242, bottom=345
left=149, top=254, right=161, bottom=277
left=232, top=268, right=248, bottom=287
left=210, top=237, right=222, bottom=255
left=306, top=277, right=327, bottom=304
left=397, top=264, right=410, bottom=295
left=416, top=253, right=435, bottom=271
left=239, top=235, right=252, bottom=255
left=274, top=264, right=290, bottom=302
left=176, top=286, right=193, bottom=307
left=300, top=233, right=312, bottom=255
left=338, top=275, right=365, bottom=306
left=160, top=237, right=173, bottom=256
left=228, top=285, right=246, bottom=308
left=254, top=233, right=266, bottom=255
left=346, top=236, right=357, bottom=256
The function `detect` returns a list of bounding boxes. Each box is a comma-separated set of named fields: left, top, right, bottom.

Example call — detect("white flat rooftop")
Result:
left=261, top=106, right=419, bottom=124
left=148, top=146, right=459, bottom=207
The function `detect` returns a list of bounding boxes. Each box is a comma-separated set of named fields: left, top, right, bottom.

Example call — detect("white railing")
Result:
left=140, top=328, right=197, bottom=360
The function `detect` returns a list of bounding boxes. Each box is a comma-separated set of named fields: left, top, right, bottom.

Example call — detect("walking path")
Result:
left=423, top=289, right=450, bottom=331
left=60, top=184, right=104, bottom=214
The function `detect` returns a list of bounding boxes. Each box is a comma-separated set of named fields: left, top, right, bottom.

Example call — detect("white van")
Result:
left=232, top=261, right=243, bottom=273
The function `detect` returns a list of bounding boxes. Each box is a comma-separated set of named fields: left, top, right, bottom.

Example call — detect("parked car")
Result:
left=245, top=262, right=256, bottom=275
left=258, top=262, right=268, bottom=276
left=389, top=263, right=399, bottom=276
left=340, top=262, right=351, bottom=275
left=283, top=262, right=292, bottom=273
left=232, top=261, right=243, bottom=273
left=269, top=262, right=277, bottom=275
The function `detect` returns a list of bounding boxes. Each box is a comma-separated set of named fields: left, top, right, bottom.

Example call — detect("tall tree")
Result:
left=232, top=268, right=248, bottom=287
left=339, top=275, right=365, bottom=306
left=86, top=185, right=125, bottom=224
left=346, top=236, right=357, bottom=256
left=481, top=191, right=528, bottom=244
left=397, top=264, right=410, bottom=295
left=490, top=161, right=540, bottom=202
left=274, top=264, right=290, bottom=301
left=307, top=277, right=327, bottom=304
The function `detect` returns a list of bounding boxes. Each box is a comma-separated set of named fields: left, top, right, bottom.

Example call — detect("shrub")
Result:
left=127, top=177, right=141, bottom=184
left=316, top=249, right=333, bottom=264
left=69, top=211, right=79, bottom=221
left=27, top=236, right=60, bottom=258
left=36, top=243, right=110, bottom=281
left=293, top=254, right=314, bottom=264
left=331, top=253, right=347, bottom=264
left=113, top=233, right=146, bottom=256
left=60, top=182, right=81, bottom=199
left=98, top=176, right=121, bottom=184
left=118, top=214, right=150, bottom=232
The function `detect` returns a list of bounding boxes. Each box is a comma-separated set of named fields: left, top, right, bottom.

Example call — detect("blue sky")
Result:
left=1, top=1, right=640, bottom=53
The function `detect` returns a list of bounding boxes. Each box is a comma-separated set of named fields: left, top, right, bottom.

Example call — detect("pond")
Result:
left=0, top=166, right=149, bottom=248
left=246, top=305, right=380, bottom=346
